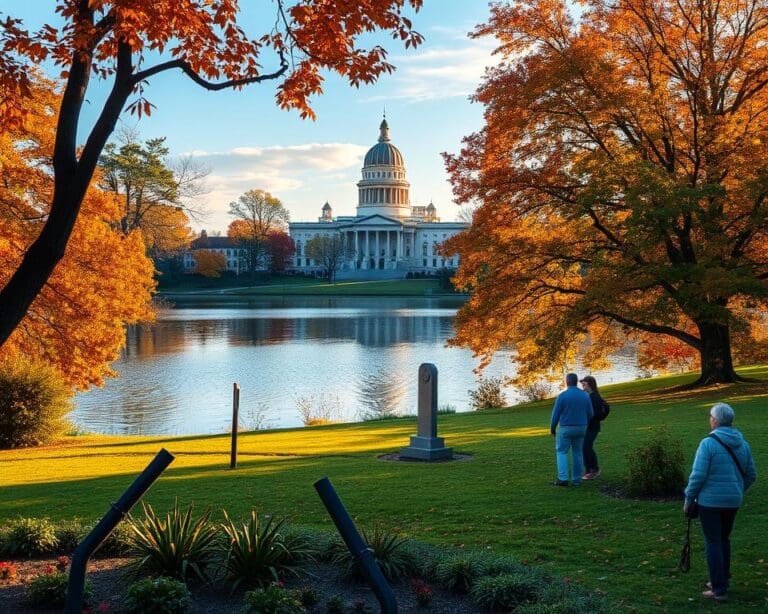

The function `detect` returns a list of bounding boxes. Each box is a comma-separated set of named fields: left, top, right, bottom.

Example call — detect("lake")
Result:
left=71, top=296, right=646, bottom=435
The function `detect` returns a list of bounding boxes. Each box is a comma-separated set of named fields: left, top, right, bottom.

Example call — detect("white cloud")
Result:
left=363, top=37, right=499, bottom=103
left=188, top=143, right=368, bottom=232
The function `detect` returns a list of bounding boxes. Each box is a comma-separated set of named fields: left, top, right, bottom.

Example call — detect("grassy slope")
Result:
left=160, top=278, right=454, bottom=296
left=2, top=368, right=767, bottom=612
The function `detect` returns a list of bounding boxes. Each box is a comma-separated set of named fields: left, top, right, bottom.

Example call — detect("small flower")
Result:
left=43, top=564, right=56, bottom=575
left=0, top=561, right=19, bottom=582
left=56, top=555, right=70, bottom=571
left=98, top=602, right=110, bottom=613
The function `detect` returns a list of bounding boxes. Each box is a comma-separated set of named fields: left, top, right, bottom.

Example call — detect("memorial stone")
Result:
left=400, top=363, right=453, bottom=460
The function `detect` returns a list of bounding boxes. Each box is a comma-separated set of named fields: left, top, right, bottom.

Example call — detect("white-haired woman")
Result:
left=684, top=402, right=757, bottom=602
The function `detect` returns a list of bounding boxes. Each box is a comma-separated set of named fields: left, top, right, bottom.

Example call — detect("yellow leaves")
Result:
left=193, top=250, right=226, bottom=278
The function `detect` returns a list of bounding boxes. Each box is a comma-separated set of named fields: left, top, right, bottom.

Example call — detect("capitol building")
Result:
left=289, top=117, right=467, bottom=278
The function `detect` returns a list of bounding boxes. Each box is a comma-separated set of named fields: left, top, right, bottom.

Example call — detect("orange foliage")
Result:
left=444, top=1, right=768, bottom=383
left=0, top=0, right=425, bottom=349
left=194, top=250, right=227, bottom=278
left=0, top=77, right=155, bottom=389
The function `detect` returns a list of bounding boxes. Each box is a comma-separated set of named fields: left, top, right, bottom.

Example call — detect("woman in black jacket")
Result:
left=580, top=375, right=607, bottom=480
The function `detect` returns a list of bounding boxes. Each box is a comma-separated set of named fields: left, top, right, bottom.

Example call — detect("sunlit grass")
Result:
left=1, top=367, right=767, bottom=611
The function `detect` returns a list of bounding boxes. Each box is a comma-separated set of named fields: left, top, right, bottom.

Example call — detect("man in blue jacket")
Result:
left=550, top=373, right=593, bottom=486
left=684, top=402, right=757, bottom=602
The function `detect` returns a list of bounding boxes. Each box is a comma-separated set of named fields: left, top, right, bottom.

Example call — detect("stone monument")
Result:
left=400, top=363, right=453, bottom=461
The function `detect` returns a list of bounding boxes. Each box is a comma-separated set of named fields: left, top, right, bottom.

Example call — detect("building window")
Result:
left=423, top=258, right=427, bottom=267
left=433, top=258, right=437, bottom=268
left=422, top=242, right=428, bottom=256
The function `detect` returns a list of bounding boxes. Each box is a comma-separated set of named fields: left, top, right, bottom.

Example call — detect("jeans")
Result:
left=583, top=429, right=599, bottom=473
left=698, top=506, right=738, bottom=596
left=555, top=426, right=587, bottom=484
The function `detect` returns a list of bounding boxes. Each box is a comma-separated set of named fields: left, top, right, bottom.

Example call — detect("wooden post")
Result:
left=230, top=383, right=240, bottom=469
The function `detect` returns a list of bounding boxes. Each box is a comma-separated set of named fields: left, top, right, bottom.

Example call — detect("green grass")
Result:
left=227, top=278, right=453, bottom=296
left=160, top=278, right=458, bottom=297
left=2, top=368, right=767, bottom=612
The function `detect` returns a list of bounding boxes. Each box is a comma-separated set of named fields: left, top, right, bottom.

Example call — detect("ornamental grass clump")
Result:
left=219, top=510, right=313, bottom=591
left=0, top=357, right=72, bottom=449
left=433, top=553, right=488, bottom=593
left=330, top=524, right=415, bottom=581
left=626, top=426, right=686, bottom=497
left=469, top=572, right=544, bottom=611
left=126, top=500, right=218, bottom=583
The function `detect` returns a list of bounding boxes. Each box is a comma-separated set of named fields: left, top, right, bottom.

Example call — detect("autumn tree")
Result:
left=194, top=250, right=226, bottom=278
left=444, top=0, right=768, bottom=386
left=228, top=190, right=290, bottom=277
left=266, top=230, right=296, bottom=274
left=0, top=75, right=155, bottom=389
left=306, top=235, right=353, bottom=283
left=0, top=0, right=425, bottom=348
left=227, top=218, right=263, bottom=278
left=99, top=131, right=205, bottom=256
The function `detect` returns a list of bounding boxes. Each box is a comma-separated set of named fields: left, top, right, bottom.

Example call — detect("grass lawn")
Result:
left=1, top=367, right=767, bottom=611
left=159, top=277, right=457, bottom=297
left=225, top=278, right=454, bottom=296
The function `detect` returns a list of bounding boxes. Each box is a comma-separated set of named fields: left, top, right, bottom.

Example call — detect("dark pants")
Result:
left=583, top=428, right=599, bottom=472
left=698, top=506, right=738, bottom=596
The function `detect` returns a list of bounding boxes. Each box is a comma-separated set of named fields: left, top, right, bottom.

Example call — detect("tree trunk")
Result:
left=691, top=321, right=740, bottom=385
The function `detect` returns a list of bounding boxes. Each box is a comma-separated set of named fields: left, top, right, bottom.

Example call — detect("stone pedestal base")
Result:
left=400, top=436, right=453, bottom=461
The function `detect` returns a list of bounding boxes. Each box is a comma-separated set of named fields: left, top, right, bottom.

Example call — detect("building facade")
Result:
left=289, top=117, right=467, bottom=278
left=183, top=231, right=246, bottom=275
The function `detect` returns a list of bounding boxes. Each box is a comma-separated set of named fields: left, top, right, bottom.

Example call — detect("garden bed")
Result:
left=0, top=558, right=481, bottom=613
left=0, top=514, right=610, bottom=613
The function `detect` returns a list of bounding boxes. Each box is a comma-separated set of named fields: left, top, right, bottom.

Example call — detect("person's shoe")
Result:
left=591, top=469, right=601, bottom=479
left=551, top=480, right=569, bottom=487
left=582, top=471, right=596, bottom=480
left=702, top=590, right=728, bottom=602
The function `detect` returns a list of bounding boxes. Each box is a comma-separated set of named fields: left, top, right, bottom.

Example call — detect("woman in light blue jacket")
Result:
left=684, top=403, right=757, bottom=603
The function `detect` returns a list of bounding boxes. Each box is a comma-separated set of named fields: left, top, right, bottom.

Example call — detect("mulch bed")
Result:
left=0, top=557, right=478, bottom=613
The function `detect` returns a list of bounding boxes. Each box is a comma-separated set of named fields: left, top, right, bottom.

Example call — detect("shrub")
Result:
left=295, top=393, right=343, bottom=426
left=220, top=510, right=313, bottom=590
left=0, top=357, right=72, bottom=448
left=437, top=403, right=457, bottom=415
left=94, top=521, right=135, bottom=557
left=433, top=554, right=487, bottom=593
left=626, top=426, right=686, bottom=497
left=330, top=524, right=415, bottom=581
left=2, top=517, right=58, bottom=556
left=516, top=380, right=553, bottom=402
left=297, top=585, right=319, bottom=609
left=468, top=377, right=507, bottom=410
left=325, top=594, right=345, bottom=614
left=26, top=569, right=92, bottom=608
left=470, top=573, right=543, bottom=610
left=125, top=500, right=218, bottom=583
left=55, top=519, right=86, bottom=554
left=124, top=577, right=191, bottom=614
left=243, top=583, right=304, bottom=614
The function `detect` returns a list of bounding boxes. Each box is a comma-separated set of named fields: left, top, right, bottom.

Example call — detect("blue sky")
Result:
left=2, top=1, right=497, bottom=232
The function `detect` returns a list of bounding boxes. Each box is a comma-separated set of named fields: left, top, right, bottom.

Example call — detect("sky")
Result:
left=1, top=1, right=498, bottom=233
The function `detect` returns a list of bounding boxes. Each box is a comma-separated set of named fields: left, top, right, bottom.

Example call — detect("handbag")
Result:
left=685, top=500, right=699, bottom=519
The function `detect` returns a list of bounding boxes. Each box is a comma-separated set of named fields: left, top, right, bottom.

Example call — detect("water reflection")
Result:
left=72, top=297, right=646, bottom=435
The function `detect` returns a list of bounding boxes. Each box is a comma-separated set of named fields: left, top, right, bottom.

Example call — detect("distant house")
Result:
left=289, top=116, right=468, bottom=279
left=183, top=230, right=246, bottom=275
